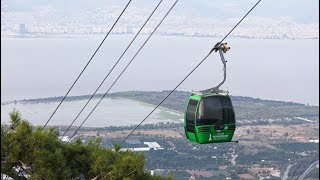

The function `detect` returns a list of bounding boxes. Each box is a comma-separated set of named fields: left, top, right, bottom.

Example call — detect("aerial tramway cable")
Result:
left=120, top=0, right=262, bottom=145
left=67, top=0, right=180, bottom=142
left=60, top=0, right=165, bottom=139
left=41, top=0, right=133, bottom=130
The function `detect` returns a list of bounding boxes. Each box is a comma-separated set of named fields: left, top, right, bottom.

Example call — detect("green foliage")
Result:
left=9, top=109, right=22, bottom=130
left=1, top=110, right=171, bottom=179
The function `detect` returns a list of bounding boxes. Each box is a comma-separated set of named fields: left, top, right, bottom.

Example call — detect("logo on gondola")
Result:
left=210, top=133, right=228, bottom=141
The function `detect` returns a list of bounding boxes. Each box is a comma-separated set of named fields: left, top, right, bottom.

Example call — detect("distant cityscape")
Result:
left=1, top=4, right=319, bottom=39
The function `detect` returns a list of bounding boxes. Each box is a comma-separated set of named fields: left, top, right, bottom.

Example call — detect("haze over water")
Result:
left=1, top=97, right=183, bottom=127
left=1, top=35, right=319, bottom=106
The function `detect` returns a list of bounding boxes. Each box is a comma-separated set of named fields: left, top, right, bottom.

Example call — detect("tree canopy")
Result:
left=1, top=109, right=173, bottom=180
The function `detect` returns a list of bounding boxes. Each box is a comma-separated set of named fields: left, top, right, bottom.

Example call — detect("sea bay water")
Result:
left=1, top=97, right=184, bottom=127
left=1, top=35, right=319, bottom=106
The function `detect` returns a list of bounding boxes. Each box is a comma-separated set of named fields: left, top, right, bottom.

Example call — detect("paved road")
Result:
left=298, top=161, right=319, bottom=180
left=282, top=164, right=294, bottom=180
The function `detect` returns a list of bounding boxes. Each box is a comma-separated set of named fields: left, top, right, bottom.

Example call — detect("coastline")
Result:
left=1, top=32, right=319, bottom=40
left=1, top=96, right=184, bottom=115
left=118, top=97, right=184, bottom=115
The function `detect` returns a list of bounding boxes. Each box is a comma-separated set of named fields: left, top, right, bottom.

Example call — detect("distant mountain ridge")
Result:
left=2, top=91, right=318, bottom=121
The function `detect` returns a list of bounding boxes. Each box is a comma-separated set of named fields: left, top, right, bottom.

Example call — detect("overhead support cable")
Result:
left=41, top=0, right=133, bottom=130
left=60, top=0, right=165, bottom=138
left=120, top=0, right=262, bottom=145
left=67, top=0, right=180, bottom=141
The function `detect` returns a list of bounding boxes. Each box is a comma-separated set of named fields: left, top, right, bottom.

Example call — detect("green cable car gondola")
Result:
left=184, top=42, right=237, bottom=144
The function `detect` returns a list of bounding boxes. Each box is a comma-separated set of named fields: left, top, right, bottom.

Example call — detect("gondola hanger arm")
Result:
left=200, top=42, right=230, bottom=94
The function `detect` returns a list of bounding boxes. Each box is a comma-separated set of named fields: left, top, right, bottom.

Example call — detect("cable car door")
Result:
left=185, top=99, right=198, bottom=142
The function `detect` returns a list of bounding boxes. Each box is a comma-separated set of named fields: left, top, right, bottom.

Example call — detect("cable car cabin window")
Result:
left=197, top=96, right=235, bottom=126
left=186, top=100, right=198, bottom=132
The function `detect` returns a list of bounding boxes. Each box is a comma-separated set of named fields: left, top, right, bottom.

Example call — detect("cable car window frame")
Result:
left=196, top=96, right=235, bottom=126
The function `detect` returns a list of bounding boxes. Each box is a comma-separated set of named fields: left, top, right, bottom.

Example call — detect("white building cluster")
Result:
left=120, top=141, right=164, bottom=152
left=144, top=142, right=164, bottom=150
left=1, top=5, right=319, bottom=39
